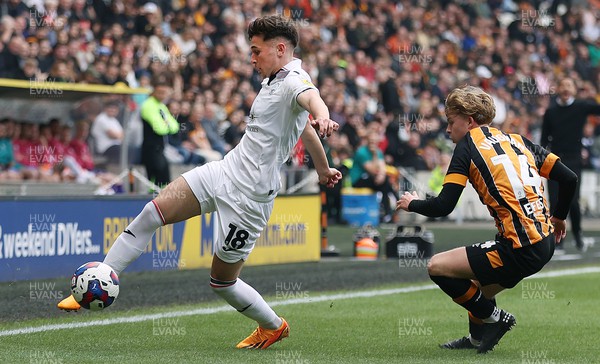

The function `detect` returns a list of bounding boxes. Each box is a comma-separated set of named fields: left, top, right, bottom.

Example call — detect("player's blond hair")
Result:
left=445, top=85, right=496, bottom=125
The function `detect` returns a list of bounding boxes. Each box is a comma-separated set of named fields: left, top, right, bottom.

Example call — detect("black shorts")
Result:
left=466, top=234, right=555, bottom=288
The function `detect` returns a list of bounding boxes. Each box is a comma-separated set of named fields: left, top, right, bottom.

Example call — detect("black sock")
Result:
left=469, top=297, right=496, bottom=340
left=430, top=275, right=496, bottom=319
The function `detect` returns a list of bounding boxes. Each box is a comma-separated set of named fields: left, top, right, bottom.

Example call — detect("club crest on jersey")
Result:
left=269, top=83, right=281, bottom=95
left=301, top=79, right=315, bottom=87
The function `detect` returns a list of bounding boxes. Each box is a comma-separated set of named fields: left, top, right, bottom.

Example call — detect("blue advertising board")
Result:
left=0, top=194, right=321, bottom=282
left=0, top=197, right=201, bottom=282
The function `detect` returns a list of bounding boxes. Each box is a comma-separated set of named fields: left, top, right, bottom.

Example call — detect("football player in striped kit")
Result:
left=397, top=85, right=577, bottom=353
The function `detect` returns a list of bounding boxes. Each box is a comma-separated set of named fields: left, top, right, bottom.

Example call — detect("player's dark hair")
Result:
left=247, top=15, right=299, bottom=49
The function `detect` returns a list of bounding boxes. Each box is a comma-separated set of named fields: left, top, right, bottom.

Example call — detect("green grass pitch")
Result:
left=1, top=269, right=598, bottom=364
left=1, top=223, right=599, bottom=363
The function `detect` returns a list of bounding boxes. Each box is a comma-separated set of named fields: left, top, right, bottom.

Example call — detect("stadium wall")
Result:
left=0, top=194, right=321, bottom=282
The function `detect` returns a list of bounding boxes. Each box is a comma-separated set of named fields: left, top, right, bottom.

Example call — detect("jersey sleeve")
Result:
left=444, top=138, right=471, bottom=187
left=285, top=71, right=317, bottom=108
left=520, top=135, right=559, bottom=179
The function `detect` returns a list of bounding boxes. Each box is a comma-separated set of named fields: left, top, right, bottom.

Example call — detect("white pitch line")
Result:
left=1, top=266, right=599, bottom=337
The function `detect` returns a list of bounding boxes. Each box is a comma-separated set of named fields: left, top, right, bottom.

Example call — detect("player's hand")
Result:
left=318, top=168, right=342, bottom=188
left=550, top=216, right=566, bottom=243
left=311, top=118, right=339, bottom=138
left=396, top=191, right=419, bottom=212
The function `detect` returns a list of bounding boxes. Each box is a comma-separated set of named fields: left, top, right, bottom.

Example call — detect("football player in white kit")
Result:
left=58, top=14, right=342, bottom=349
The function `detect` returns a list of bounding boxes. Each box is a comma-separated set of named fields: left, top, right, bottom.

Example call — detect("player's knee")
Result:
left=427, top=254, right=443, bottom=276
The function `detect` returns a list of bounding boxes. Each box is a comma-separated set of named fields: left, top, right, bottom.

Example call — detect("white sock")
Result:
left=211, top=277, right=282, bottom=330
left=482, top=307, right=501, bottom=323
left=468, top=334, right=481, bottom=347
left=103, top=201, right=164, bottom=275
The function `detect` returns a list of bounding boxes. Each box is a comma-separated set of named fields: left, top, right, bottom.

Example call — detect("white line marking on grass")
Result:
left=2, top=266, right=599, bottom=337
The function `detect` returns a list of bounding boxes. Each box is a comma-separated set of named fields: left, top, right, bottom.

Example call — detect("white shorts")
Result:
left=182, top=161, right=274, bottom=263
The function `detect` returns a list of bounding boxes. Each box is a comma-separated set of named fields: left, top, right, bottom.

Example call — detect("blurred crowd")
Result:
left=0, top=0, right=599, bottom=195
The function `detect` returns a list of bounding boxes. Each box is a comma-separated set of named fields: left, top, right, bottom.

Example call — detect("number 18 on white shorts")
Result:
left=182, top=161, right=274, bottom=263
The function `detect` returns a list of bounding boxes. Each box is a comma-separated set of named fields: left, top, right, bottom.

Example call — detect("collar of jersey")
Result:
left=266, top=58, right=302, bottom=86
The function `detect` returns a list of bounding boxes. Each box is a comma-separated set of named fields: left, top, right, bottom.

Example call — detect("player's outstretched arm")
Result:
left=548, top=160, right=578, bottom=243
left=297, top=89, right=339, bottom=138
left=300, top=125, right=341, bottom=188
left=397, top=191, right=420, bottom=211
left=396, top=183, right=464, bottom=217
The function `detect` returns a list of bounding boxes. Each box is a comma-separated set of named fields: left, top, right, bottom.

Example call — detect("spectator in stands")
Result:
left=396, top=130, right=429, bottom=171
left=340, top=113, right=365, bottom=151
left=69, top=121, right=95, bottom=172
left=201, top=103, right=226, bottom=157
left=542, top=77, right=600, bottom=252
left=37, top=123, right=62, bottom=182
left=39, top=122, right=63, bottom=163
left=13, top=122, right=40, bottom=180
left=0, top=118, right=20, bottom=180
left=140, top=73, right=179, bottom=187
left=187, top=103, right=224, bottom=162
left=350, top=129, right=398, bottom=223
left=0, top=0, right=597, bottom=195
left=223, top=109, right=246, bottom=152
left=2, top=0, right=29, bottom=18
left=36, top=39, right=54, bottom=74
left=0, top=36, right=26, bottom=79
left=136, top=2, right=162, bottom=37
left=47, top=60, right=75, bottom=82
left=91, top=100, right=124, bottom=165
left=18, top=58, right=40, bottom=80
left=166, top=100, right=205, bottom=166
left=378, top=69, right=403, bottom=116
left=53, top=123, right=94, bottom=183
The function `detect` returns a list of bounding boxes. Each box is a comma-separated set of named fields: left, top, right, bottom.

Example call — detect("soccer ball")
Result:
left=71, top=262, right=120, bottom=311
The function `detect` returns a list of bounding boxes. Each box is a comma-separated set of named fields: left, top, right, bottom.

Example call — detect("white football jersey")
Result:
left=222, top=58, right=316, bottom=202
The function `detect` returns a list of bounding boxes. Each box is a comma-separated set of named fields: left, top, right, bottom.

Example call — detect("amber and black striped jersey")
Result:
left=444, top=126, right=559, bottom=249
